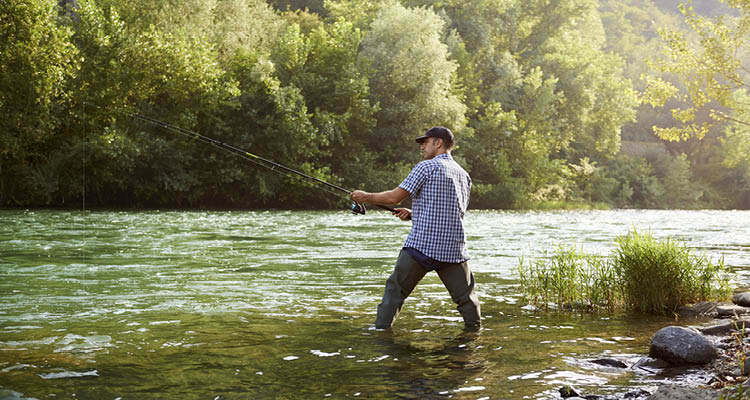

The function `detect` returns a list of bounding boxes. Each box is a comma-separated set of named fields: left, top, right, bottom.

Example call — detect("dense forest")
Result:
left=2, top=0, right=750, bottom=209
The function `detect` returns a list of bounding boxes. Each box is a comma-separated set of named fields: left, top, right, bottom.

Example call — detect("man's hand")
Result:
left=391, top=207, right=412, bottom=221
left=350, top=190, right=370, bottom=203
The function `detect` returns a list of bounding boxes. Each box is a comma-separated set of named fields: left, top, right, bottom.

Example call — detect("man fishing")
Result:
left=350, top=126, right=481, bottom=329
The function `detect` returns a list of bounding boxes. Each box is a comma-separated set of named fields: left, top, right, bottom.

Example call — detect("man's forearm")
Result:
left=351, top=188, right=409, bottom=206
left=368, top=189, right=403, bottom=205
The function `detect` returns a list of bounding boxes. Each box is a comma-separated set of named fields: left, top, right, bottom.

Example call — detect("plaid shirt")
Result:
left=399, top=153, right=471, bottom=263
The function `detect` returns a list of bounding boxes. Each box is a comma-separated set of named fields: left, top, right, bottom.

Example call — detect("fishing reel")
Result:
left=351, top=202, right=367, bottom=215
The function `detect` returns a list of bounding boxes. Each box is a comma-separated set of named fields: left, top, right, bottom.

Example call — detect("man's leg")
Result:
left=436, top=262, right=481, bottom=327
left=375, top=250, right=427, bottom=329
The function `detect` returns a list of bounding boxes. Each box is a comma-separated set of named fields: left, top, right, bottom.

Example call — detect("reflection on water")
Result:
left=1, top=209, right=750, bottom=398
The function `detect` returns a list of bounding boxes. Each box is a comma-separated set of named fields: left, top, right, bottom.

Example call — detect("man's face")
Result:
left=420, top=137, right=441, bottom=160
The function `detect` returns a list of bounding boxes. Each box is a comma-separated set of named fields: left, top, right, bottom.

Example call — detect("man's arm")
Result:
left=350, top=187, right=410, bottom=206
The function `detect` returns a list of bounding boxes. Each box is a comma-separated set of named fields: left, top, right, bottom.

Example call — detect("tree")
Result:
left=410, top=0, right=638, bottom=204
left=643, top=0, right=750, bottom=141
left=0, top=0, right=78, bottom=204
left=358, top=1, right=467, bottom=167
left=64, top=0, right=240, bottom=206
left=641, top=0, right=750, bottom=207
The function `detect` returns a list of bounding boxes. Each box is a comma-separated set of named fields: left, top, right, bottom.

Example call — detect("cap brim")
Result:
left=415, top=135, right=429, bottom=143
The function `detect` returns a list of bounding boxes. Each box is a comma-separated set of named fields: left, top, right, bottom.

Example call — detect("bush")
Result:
left=614, top=230, right=731, bottom=314
left=518, top=229, right=732, bottom=314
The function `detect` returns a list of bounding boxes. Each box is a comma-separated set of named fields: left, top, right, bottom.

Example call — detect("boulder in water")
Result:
left=733, top=292, right=750, bottom=307
left=649, top=326, right=718, bottom=365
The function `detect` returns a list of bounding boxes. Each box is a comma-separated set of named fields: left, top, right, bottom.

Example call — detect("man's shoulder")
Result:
left=413, top=157, right=440, bottom=171
left=436, top=155, right=469, bottom=174
left=414, top=154, right=468, bottom=176
left=419, top=154, right=451, bottom=167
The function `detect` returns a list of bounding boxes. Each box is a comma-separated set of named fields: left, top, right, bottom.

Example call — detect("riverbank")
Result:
left=556, top=293, right=750, bottom=399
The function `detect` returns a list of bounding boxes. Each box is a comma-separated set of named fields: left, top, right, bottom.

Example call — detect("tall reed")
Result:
left=517, top=246, right=623, bottom=312
left=518, top=229, right=732, bottom=314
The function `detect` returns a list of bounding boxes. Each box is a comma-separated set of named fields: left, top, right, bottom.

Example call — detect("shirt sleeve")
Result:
left=399, top=161, right=431, bottom=197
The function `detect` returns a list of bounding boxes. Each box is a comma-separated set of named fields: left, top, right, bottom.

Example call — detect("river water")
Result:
left=2, top=209, right=750, bottom=399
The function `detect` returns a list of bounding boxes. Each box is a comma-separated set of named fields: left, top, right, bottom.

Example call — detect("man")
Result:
left=350, top=126, right=481, bottom=329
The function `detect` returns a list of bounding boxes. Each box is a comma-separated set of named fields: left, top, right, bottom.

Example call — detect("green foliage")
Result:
left=1, top=0, right=746, bottom=209
left=614, top=230, right=731, bottom=313
left=518, top=230, right=732, bottom=314
left=518, top=246, right=623, bottom=312
left=324, top=0, right=382, bottom=28
left=0, top=0, right=78, bottom=204
left=359, top=1, right=467, bottom=161
left=643, top=0, right=750, bottom=142
left=409, top=0, right=639, bottom=203
left=722, top=89, right=750, bottom=189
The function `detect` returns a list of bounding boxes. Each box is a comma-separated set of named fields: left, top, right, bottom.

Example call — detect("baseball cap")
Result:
left=415, top=126, right=454, bottom=144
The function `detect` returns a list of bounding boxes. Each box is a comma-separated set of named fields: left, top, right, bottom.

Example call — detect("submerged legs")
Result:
left=375, top=250, right=426, bottom=329
left=436, top=261, right=481, bottom=327
left=374, top=250, right=481, bottom=328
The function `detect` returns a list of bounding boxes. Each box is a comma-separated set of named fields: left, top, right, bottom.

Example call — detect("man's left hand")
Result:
left=392, top=207, right=411, bottom=221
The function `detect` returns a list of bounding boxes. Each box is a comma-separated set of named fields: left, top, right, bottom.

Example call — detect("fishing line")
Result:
left=126, top=111, right=352, bottom=203
left=82, top=101, right=86, bottom=214
left=85, top=103, right=394, bottom=214
left=126, top=111, right=351, bottom=201
left=81, top=101, right=87, bottom=262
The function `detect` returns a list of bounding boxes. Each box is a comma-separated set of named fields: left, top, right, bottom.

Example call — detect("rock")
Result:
left=700, top=321, right=734, bottom=336
left=675, top=301, right=719, bottom=317
left=717, top=304, right=750, bottom=317
left=624, top=389, right=651, bottom=399
left=559, top=386, right=581, bottom=398
left=633, top=357, right=670, bottom=372
left=701, top=318, right=750, bottom=336
left=733, top=292, right=750, bottom=307
left=649, top=326, right=718, bottom=365
left=591, top=358, right=628, bottom=368
left=646, top=385, right=721, bottom=400
left=736, top=318, right=750, bottom=331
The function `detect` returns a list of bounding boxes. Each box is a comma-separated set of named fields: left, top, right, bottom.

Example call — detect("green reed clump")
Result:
left=518, top=229, right=732, bottom=314
left=518, top=246, right=623, bottom=312
left=614, top=230, right=731, bottom=314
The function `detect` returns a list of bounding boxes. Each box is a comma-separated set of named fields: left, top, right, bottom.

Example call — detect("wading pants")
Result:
left=375, top=249, right=481, bottom=329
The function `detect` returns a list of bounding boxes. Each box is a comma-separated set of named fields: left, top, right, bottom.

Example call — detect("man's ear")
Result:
left=435, top=138, right=444, bottom=148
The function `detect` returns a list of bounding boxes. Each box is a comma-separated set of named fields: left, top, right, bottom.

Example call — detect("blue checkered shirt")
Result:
left=399, top=153, right=471, bottom=263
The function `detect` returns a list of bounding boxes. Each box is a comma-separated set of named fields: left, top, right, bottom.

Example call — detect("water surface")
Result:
left=2, top=209, right=750, bottom=399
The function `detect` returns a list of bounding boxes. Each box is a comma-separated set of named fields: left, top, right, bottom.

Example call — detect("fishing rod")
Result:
left=86, top=103, right=396, bottom=215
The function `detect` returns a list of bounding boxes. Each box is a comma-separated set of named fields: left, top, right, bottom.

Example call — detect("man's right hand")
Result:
left=350, top=190, right=370, bottom=203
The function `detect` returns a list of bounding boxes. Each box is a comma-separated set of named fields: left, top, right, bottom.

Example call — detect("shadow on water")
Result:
left=370, top=327, right=487, bottom=399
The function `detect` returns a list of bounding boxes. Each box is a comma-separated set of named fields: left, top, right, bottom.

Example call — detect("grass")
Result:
left=518, top=229, right=732, bottom=314
left=518, top=246, right=622, bottom=312
left=615, top=230, right=731, bottom=313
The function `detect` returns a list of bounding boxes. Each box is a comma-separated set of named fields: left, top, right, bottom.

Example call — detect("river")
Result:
left=2, top=209, right=750, bottom=399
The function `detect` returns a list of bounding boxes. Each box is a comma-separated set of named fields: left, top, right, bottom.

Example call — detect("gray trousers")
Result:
left=375, top=249, right=481, bottom=329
